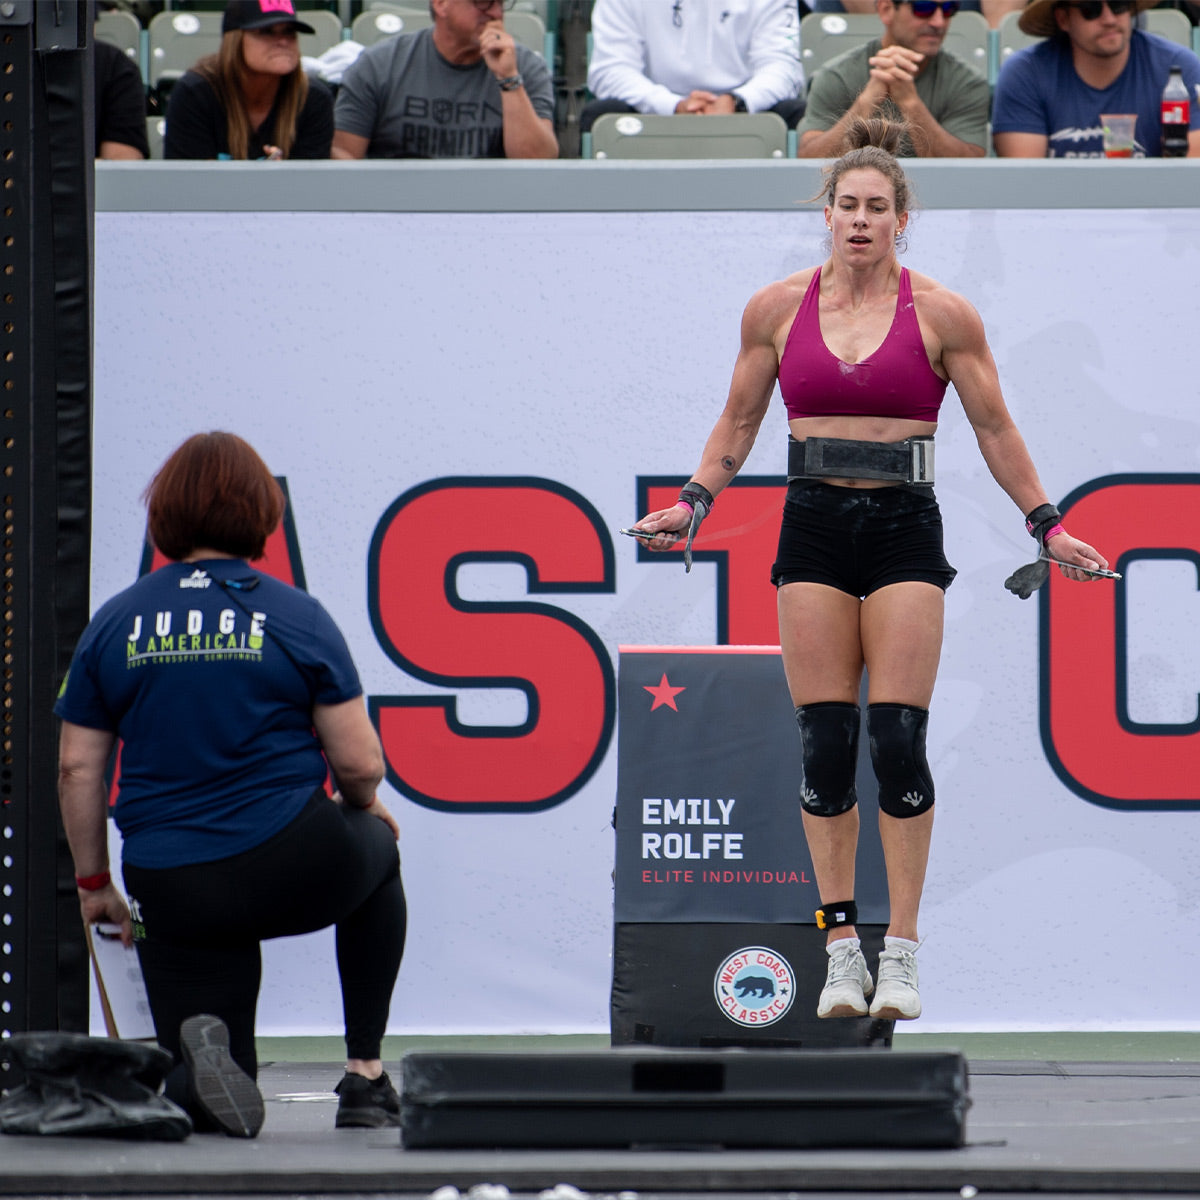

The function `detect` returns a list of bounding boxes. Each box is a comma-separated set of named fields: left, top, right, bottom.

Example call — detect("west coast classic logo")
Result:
left=714, top=946, right=795, bottom=1028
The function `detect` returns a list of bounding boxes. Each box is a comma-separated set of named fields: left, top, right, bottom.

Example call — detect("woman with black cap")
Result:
left=165, top=0, right=333, bottom=160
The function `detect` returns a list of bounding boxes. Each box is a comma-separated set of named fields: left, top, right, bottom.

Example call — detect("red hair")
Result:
left=144, top=431, right=285, bottom=561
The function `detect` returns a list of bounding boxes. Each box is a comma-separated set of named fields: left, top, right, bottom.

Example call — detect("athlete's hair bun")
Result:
left=842, top=115, right=906, bottom=158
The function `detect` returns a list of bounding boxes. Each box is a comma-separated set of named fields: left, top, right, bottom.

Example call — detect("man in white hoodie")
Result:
left=583, top=0, right=806, bottom=132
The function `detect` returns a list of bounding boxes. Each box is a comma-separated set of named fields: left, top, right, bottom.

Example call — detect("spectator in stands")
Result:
left=582, top=0, right=806, bottom=133
left=164, top=0, right=333, bottom=160
left=992, top=0, right=1200, bottom=157
left=331, top=0, right=557, bottom=159
left=796, top=0, right=990, bottom=156
left=808, top=0, right=1024, bottom=29
left=95, top=36, right=149, bottom=159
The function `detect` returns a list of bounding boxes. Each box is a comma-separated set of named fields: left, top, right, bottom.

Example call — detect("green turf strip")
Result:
left=258, top=1031, right=1200, bottom=1064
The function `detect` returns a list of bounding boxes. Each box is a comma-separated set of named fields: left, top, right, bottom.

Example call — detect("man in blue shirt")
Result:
left=993, top=0, right=1200, bottom=157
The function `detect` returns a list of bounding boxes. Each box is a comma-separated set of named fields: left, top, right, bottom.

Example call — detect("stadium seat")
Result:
left=299, top=9, right=344, bottom=59
left=995, top=8, right=1042, bottom=78
left=940, top=9, right=989, bottom=81
left=514, top=0, right=551, bottom=22
left=146, top=114, right=166, bottom=160
left=506, top=9, right=553, bottom=61
left=350, top=7, right=433, bottom=46
left=95, top=9, right=141, bottom=63
left=587, top=112, right=789, bottom=159
left=352, top=5, right=550, bottom=59
left=800, top=11, right=880, bottom=77
left=1140, top=6, right=1193, bottom=48
left=148, top=10, right=222, bottom=92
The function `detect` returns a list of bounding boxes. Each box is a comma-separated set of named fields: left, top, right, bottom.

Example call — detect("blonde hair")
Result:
left=814, top=116, right=914, bottom=215
left=194, top=30, right=309, bottom=161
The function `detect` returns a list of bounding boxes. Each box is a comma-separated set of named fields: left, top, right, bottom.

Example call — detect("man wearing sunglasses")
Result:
left=797, top=0, right=990, bottom=157
left=993, top=0, right=1200, bottom=156
left=810, top=1, right=1023, bottom=31
left=332, top=0, right=558, bottom=159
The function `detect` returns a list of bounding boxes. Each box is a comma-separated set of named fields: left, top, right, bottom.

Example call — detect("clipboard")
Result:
left=85, top=922, right=156, bottom=1040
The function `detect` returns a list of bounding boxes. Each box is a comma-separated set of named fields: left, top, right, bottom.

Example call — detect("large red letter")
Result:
left=1044, top=475, right=1200, bottom=809
left=639, top=476, right=784, bottom=645
left=369, top=478, right=616, bottom=812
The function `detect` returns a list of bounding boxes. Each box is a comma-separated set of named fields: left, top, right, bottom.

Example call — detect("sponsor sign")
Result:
left=92, top=206, right=1200, bottom=1034
left=713, top=946, right=797, bottom=1028
left=613, top=647, right=888, bottom=924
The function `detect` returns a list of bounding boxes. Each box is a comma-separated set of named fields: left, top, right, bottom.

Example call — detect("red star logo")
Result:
left=644, top=673, right=686, bottom=712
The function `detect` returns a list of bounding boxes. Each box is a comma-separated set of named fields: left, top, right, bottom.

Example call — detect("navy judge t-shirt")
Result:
left=55, top=560, right=362, bottom=868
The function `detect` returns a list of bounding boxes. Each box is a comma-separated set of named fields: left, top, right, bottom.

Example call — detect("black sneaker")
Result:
left=179, top=1014, right=265, bottom=1138
left=334, top=1071, right=401, bottom=1128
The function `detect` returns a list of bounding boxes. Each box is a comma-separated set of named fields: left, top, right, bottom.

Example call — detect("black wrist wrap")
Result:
left=678, top=481, right=714, bottom=514
left=1024, top=503, right=1062, bottom=547
left=677, top=482, right=714, bottom=574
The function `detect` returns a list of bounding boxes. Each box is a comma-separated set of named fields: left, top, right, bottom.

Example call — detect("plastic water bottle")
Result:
left=1161, top=65, right=1189, bottom=158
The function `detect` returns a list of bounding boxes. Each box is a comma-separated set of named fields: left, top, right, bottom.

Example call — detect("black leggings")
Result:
left=122, top=789, right=406, bottom=1094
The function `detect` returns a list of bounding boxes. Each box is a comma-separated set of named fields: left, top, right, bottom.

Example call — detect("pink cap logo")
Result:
left=259, top=0, right=297, bottom=14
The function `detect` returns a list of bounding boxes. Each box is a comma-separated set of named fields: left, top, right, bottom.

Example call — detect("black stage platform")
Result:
left=3, top=1057, right=1200, bottom=1196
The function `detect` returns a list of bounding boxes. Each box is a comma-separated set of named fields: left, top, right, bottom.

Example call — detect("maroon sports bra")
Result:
left=778, top=267, right=948, bottom=423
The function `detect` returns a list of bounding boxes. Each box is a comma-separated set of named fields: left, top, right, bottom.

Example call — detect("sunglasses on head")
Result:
left=1069, top=0, right=1135, bottom=18
left=906, top=1, right=961, bottom=17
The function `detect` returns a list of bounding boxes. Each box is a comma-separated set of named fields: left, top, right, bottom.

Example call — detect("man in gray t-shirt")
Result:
left=333, top=0, right=557, bottom=159
left=797, top=0, right=988, bottom=157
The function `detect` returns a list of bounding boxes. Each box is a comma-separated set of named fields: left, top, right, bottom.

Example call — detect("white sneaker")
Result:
left=816, top=940, right=874, bottom=1019
left=870, top=944, right=922, bottom=1020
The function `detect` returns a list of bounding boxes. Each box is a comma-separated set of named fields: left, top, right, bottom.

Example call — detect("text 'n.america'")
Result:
left=125, top=608, right=267, bottom=665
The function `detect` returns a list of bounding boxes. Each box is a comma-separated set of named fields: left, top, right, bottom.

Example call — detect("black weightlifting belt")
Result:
left=787, top=435, right=935, bottom=485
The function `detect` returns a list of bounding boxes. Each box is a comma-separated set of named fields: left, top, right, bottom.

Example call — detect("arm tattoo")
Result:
left=721, top=456, right=737, bottom=472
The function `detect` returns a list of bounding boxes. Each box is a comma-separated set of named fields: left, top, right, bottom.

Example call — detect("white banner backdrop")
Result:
left=92, top=206, right=1200, bottom=1034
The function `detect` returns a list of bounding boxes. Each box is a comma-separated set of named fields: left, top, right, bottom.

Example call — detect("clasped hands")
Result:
left=674, top=91, right=740, bottom=115
left=864, top=44, right=925, bottom=107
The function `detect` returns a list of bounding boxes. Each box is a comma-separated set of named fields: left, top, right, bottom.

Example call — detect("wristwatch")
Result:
left=730, top=93, right=747, bottom=112
left=497, top=73, right=524, bottom=92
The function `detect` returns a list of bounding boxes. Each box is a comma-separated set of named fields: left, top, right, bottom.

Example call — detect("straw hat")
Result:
left=1018, top=0, right=1157, bottom=38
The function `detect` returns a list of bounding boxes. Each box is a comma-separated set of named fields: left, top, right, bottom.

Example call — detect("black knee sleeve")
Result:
left=867, top=702, right=935, bottom=818
left=794, top=702, right=860, bottom=817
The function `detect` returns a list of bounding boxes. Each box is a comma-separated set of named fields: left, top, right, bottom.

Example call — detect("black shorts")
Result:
left=771, top=480, right=957, bottom=597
